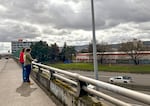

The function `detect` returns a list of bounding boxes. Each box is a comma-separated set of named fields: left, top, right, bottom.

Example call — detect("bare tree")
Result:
left=119, top=39, right=144, bottom=65
left=88, top=42, right=110, bottom=64
left=97, top=42, right=110, bottom=64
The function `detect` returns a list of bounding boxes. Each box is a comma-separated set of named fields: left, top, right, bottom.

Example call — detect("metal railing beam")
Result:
left=32, top=62, right=150, bottom=105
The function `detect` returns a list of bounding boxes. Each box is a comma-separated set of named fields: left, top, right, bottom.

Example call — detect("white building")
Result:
left=75, top=53, right=92, bottom=62
left=11, top=39, right=37, bottom=53
left=75, top=51, right=150, bottom=64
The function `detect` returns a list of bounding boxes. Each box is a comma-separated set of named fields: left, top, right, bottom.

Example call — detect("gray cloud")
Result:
left=0, top=20, right=40, bottom=41
left=43, top=28, right=71, bottom=35
left=0, top=0, right=150, bottom=46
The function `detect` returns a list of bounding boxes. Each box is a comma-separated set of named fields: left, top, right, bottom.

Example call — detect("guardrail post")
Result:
left=76, top=80, right=88, bottom=97
left=48, top=70, right=55, bottom=91
left=49, top=70, right=55, bottom=80
left=36, top=66, right=42, bottom=81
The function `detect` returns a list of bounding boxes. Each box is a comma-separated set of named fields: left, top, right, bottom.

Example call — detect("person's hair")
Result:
left=26, top=48, right=31, bottom=52
left=22, top=48, right=25, bottom=52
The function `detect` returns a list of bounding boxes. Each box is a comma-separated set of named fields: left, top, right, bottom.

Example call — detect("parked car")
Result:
left=109, top=76, right=133, bottom=84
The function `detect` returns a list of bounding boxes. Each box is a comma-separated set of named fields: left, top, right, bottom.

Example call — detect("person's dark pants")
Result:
left=24, top=64, right=31, bottom=82
left=21, top=63, right=26, bottom=82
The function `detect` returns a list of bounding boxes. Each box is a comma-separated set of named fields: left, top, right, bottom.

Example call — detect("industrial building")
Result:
left=75, top=51, right=150, bottom=64
left=11, top=39, right=37, bottom=53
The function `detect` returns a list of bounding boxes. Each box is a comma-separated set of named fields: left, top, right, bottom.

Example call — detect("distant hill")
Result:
left=73, top=41, right=150, bottom=52
left=74, top=45, right=89, bottom=52
left=143, top=41, right=150, bottom=46
left=110, top=41, right=150, bottom=50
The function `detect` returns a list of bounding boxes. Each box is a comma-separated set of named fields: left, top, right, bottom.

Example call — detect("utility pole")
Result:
left=91, top=0, right=99, bottom=80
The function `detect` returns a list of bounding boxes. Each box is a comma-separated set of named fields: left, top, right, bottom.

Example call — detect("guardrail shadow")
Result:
left=16, top=83, right=37, bottom=97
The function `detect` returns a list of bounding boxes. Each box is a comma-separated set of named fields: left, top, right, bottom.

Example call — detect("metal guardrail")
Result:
left=32, top=62, right=150, bottom=106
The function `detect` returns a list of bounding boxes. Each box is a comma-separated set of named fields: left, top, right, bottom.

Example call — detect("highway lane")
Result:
left=99, top=89, right=150, bottom=106
left=69, top=70, right=150, bottom=106
left=69, top=70, right=150, bottom=86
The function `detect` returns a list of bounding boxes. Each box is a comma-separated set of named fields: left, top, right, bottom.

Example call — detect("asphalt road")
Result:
left=69, top=70, right=150, bottom=86
left=69, top=70, right=150, bottom=106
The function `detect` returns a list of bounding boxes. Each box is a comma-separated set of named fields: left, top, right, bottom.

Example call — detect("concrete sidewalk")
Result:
left=0, top=58, right=57, bottom=106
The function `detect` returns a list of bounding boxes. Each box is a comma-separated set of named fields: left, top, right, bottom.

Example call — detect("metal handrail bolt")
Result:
left=37, top=65, right=42, bottom=81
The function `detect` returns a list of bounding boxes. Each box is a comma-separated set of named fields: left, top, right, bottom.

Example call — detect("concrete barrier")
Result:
left=13, top=57, right=103, bottom=106
left=13, top=57, right=150, bottom=105
left=31, top=70, right=103, bottom=106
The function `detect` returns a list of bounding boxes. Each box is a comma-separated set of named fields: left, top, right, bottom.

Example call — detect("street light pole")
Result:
left=91, top=0, right=99, bottom=80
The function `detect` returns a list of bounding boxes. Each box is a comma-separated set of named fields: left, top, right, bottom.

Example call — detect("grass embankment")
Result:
left=49, top=63, right=150, bottom=74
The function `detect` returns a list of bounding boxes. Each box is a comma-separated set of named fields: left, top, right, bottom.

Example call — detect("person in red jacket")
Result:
left=19, top=48, right=26, bottom=82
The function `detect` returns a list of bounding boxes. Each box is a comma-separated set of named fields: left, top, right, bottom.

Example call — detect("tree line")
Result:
left=30, top=41, right=76, bottom=63
left=81, top=39, right=150, bottom=65
left=13, top=39, right=150, bottom=65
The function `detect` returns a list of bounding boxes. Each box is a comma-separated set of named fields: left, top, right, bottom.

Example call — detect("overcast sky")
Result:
left=0, top=0, right=150, bottom=47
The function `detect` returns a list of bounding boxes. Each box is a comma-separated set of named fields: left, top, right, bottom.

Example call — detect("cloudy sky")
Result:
left=0, top=0, right=150, bottom=48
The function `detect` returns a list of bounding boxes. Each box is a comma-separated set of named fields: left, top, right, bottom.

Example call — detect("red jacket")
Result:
left=19, top=52, right=24, bottom=63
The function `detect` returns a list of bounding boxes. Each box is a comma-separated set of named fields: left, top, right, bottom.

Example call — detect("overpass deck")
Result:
left=0, top=58, right=57, bottom=106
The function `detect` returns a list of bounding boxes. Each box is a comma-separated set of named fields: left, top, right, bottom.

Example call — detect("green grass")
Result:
left=49, top=63, right=150, bottom=74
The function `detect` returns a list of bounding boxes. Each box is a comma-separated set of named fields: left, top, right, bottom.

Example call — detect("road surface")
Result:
left=69, top=70, right=150, bottom=86
left=69, top=70, right=150, bottom=106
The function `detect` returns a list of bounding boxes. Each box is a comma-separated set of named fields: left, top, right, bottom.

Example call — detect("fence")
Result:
left=32, top=61, right=150, bottom=106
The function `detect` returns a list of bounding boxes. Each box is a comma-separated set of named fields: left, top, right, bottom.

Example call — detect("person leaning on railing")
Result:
left=24, top=48, right=37, bottom=85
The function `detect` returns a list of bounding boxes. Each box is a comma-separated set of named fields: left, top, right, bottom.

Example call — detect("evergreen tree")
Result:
left=30, top=41, right=51, bottom=62
left=60, top=42, right=76, bottom=62
left=49, top=43, right=59, bottom=62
